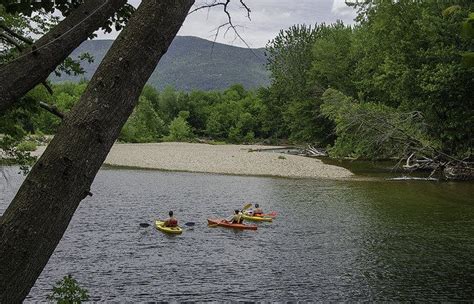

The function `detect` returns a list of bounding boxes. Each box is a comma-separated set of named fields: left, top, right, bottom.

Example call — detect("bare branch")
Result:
left=239, top=0, right=251, bottom=20
left=190, top=0, right=256, bottom=55
left=39, top=101, right=64, bottom=119
left=0, top=24, right=33, bottom=45
left=0, top=32, right=24, bottom=51
left=42, top=81, right=54, bottom=95
left=188, top=0, right=229, bottom=15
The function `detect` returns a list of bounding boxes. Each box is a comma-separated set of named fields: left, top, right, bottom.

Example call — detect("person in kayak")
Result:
left=227, top=209, right=243, bottom=224
left=163, top=211, right=178, bottom=227
left=253, top=203, right=263, bottom=215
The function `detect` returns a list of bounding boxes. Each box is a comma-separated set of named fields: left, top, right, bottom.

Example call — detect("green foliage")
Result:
left=16, top=140, right=37, bottom=152
left=120, top=96, right=165, bottom=143
left=349, top=1, right=473, bottom=156
left=205, top=85, right=263, bottom=142
left=310, top=21, right=355, bottom=95
left=264, top=23, right=340, bottom=143
left=47, top=274, right=89, bottom=304
left=321, top=89, right=438, bottom=160
left=0, top=135, right=37, bottom=174
left=163, top=111, right=194, bottom=142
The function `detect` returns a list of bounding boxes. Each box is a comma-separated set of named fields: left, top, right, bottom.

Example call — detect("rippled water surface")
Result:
left=1, top=167, right=473, bottom=302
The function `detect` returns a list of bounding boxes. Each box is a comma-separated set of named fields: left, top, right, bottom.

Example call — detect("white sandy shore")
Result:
left=35, top=142, right=353, bottom=179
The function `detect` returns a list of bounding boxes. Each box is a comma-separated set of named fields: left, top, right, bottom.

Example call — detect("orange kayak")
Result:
left=207, top=219, right=257, bottom=230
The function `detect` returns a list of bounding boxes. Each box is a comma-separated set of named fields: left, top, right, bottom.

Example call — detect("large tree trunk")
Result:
left=0, top=0, right=194, bottom=302
left=0, top=0, right=127, bottom=113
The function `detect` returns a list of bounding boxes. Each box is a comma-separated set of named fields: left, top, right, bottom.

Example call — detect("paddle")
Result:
left=139, top=222, right=195, bottom=228
left=242, top=203, right=252, bottom=211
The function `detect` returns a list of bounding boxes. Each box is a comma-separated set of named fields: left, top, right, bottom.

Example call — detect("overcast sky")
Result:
left=97, top=0, right=357, bottom=48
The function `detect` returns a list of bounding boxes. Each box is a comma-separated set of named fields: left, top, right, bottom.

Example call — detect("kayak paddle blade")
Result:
left=242, top=203, right=252, bottom=211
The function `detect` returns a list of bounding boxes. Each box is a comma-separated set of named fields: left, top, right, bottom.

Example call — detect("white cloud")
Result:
left=96, top=0, right=357, bottom=47
left=331, top=0, right=355, bottom=16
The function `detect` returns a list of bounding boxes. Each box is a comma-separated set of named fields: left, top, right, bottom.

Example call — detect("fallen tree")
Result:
left=321, top=88, right=473, bottom=180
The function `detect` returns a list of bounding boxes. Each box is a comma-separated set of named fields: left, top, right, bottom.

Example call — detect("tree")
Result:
left=309, top=21, right=355, bottom=96
left=0, top=0, right=130, bottom=113
left=164, top=111, right=194, bottom=142
left=320, top=88, right=436, bottom=160
left=120, top=96, right=166, bottom=143
left=0, top=0, right=194, bottom=302
left=351, top=1, right=474, bottom=156
left=263, top=25, right=322, bottom=138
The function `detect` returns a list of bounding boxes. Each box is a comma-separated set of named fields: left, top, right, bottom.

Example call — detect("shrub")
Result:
left=16, top=141, right=37, bottom=152
left=47, top=275, right=89, bottom=303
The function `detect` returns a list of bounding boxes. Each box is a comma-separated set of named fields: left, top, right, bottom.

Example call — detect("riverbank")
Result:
left=34, top=142, right=352, bottom=179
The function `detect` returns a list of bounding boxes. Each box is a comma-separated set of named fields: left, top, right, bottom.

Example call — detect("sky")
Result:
left=97, top=0, right=357, bottom=48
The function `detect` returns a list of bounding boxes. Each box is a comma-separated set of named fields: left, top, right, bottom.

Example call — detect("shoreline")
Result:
left=34, top=142, right=353, bottom=180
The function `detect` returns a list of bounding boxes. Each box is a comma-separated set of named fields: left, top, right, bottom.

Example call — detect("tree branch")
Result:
left=0, top=32, right=24, bottom=51
left=190, top=0, right=255, bottom=52
left=0, top=24, right=33, bottom=45
left=39, top=101, right=64, bottom=119
left=42, top=81, right=54, bottom=95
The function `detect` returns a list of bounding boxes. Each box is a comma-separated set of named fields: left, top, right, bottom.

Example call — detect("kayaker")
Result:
left=163, top=211, right=178, bottom=227
left=253, top=203, right=263, bottom=215
left=227, top=209, right=243, bottom=224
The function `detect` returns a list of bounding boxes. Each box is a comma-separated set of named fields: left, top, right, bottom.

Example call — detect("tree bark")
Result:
left=0, top=0, right=194, bottom=302
left=0, top=0, right=127, bottom=113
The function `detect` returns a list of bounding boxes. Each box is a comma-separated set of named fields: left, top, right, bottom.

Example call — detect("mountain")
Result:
left=50, top=36, right=270, bottom=91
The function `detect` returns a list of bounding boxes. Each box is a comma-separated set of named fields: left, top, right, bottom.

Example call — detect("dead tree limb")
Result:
left=0, top=24, right=33, bottom=45
left=39, top=101, right=64, bottom=119
left=189, top=0, right=255, bottom=51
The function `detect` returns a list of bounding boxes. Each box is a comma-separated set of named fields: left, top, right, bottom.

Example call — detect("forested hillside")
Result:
left=50, top=36, right=270, bottom=91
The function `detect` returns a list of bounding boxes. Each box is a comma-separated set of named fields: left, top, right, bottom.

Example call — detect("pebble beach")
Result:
left=33, top=142, right=353, bottom=179
left=104, top=142, right=352, bottom=179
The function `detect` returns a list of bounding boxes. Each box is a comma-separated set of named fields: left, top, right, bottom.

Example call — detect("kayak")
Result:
left=241, top=214, right=273, bottom=222
left=155, top=220, right=183, bottom=234
left=255, top=211, right=277, bottom=218
left=207, top=219, right=257, bottom=230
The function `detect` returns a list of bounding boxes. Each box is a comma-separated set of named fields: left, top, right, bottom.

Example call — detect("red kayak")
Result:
left=207, top=219, right=257, bottom=230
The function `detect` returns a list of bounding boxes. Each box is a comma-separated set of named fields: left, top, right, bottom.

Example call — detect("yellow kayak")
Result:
left=155, top=220, right=183, bottom=234
left=241, top=214, right=273, bottom=222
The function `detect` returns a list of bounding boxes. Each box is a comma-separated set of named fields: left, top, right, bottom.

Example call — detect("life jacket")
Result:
left=254, top=208, right=263, bottom=215
left=231, top=214, right=242, bottom=224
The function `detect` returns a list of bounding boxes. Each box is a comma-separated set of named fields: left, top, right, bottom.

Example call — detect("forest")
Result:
left=1, top=1, right=473, bottom=173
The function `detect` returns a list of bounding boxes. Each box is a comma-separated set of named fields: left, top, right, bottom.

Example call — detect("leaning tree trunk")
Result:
left=0, top=0, right=194, bottom=302
left=0, top=0, right=127, bottom=113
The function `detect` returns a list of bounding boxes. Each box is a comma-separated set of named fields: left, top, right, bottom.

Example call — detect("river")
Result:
left=1, top=166, right=473, bottom=301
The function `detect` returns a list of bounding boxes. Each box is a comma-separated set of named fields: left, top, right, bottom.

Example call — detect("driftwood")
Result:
left=302, top=145, right=328, bottom=157
left=444, top=164, right=474, bottom=181
left=389, top=176, right=439, bottom=181
left=402, top=152, right=473, bottom=180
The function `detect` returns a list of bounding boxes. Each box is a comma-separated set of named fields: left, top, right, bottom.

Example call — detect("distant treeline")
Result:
left=2, top=1, right=473, bottom=162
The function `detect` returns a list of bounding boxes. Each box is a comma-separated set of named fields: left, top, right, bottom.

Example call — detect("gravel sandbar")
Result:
left=101, top=142, right=352, bottom=179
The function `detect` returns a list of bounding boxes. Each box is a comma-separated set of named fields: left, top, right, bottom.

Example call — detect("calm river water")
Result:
left=1, top=167, right=473, bottom=302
